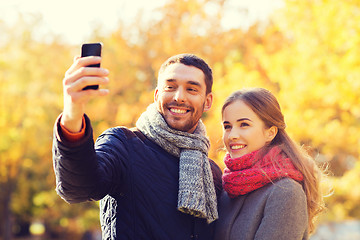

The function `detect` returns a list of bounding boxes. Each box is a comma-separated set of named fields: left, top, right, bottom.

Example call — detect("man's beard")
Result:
left=162, top=102, right=205, bottom=132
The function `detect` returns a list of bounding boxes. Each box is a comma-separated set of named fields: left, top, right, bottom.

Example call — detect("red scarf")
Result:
left=222, top=146, right=304, bottom=198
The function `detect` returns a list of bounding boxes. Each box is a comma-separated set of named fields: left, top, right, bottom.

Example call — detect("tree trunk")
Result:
left=1, top=181, right=13, bottom=240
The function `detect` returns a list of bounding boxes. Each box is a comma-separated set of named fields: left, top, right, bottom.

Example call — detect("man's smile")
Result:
left=169, top=107, right=189, bottom=114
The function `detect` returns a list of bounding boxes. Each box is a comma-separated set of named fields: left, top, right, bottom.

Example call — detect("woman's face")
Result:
left=222, top=100, right=276, bottom=158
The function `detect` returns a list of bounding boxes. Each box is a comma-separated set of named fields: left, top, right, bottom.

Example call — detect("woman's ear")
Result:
left=266, top=126, right=278, bottom=143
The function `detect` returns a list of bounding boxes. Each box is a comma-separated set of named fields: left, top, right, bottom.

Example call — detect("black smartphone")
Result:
left=81, top=42, right=102, bottom=90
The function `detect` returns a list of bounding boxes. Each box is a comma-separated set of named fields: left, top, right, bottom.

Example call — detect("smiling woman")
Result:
left=222, top=99, right=277, bottom=159
left=215, top=88, right=325, bottom=240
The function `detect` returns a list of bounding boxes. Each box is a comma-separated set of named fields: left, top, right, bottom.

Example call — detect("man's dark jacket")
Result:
left=53, top=115, right=223, bottom=240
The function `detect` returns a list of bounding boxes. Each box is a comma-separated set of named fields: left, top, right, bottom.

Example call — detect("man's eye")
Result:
left=165, top=86, right=174, bottom=90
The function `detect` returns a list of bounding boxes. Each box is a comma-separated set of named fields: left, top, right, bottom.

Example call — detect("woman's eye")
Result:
left=240, top=122, right=249, bottom=127
left=223, top=125, right=231, bottom=130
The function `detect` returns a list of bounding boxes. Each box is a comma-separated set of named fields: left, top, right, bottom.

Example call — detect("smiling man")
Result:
left=155, top=61, right=213, bottom=133
left=52, top=53, right=222, bottom=240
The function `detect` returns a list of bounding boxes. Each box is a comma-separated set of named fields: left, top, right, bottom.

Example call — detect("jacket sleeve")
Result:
left=52, top=114, right=129, bottom=204
left=254, top=179, right=309, bottom=240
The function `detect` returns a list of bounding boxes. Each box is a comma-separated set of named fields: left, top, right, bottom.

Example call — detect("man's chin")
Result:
left=167, top=121, right=195, bottom=133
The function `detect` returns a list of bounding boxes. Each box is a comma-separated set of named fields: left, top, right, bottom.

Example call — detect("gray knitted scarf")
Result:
left=136, top=103, right=218, bottom=223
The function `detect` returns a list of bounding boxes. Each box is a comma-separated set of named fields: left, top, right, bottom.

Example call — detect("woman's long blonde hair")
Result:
left=222, top=88, right=325, bottom=234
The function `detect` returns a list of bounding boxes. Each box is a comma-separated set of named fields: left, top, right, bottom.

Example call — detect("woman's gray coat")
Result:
left=214, top=178, right=308, bottom=240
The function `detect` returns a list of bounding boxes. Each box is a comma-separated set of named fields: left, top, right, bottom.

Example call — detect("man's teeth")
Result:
left=231, top=145, right=246, bottom=150
left=170, top=108, right=187, bottom=114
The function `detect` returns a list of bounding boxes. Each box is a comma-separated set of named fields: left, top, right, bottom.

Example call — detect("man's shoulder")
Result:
left=208, top=158, right=223, bottom=197
left=99, top=126, right=145, bottom=141
left=208, top=159, right=221, bottom=175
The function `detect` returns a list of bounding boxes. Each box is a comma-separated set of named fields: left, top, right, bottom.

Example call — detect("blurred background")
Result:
left=0, top=0, right=359, bottom=239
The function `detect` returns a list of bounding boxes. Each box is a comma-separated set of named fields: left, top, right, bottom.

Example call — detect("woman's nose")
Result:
left=228, top=128, right=240, bottom=140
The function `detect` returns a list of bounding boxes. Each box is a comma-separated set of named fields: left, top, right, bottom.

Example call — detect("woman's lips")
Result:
left=230, top=144, right=246, bottom=150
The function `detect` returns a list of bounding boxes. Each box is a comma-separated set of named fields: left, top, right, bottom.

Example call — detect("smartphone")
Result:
left=81, top=42, right=102, bottom=90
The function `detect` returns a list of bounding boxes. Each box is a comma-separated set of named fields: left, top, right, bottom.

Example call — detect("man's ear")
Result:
left=154, top=88, right=159, bottom=102
left=204, top=92, right=213, bottom=112
left=266, top=126, right=278, bottom=143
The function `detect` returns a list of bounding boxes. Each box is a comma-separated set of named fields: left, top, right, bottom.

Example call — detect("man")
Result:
left=53, top=53, right=222, bottom=239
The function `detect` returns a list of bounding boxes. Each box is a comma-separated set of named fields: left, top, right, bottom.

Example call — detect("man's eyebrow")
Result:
left=165, top=79, right=201, bottom=87
left=165, top=79, right=176, bottom=82
left=187, top=81, right=201, bottom=87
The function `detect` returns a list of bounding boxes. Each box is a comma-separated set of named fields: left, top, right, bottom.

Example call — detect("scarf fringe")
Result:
left=178, top=190, right=218, bottom=223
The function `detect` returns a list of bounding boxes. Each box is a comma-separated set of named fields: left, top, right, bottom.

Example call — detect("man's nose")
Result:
left=174, top=88, right=185, bottom=102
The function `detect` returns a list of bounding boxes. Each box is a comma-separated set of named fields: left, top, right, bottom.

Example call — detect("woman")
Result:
left=214, top=88, right=324, bottom=240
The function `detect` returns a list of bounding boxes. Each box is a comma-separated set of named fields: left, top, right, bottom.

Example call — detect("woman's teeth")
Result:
left=231, top=144, right=246, bottom=150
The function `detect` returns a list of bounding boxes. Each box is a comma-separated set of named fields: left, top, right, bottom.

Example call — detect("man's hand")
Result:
left=61, top=56, right=109, bottom=133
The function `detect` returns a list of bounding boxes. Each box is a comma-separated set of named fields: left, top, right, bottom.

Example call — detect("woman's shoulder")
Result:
left=271, top=178, right=304, bottom=194
left=219, top=178, right=306, bottom=206
left=265, top=178, right=307, bottom=208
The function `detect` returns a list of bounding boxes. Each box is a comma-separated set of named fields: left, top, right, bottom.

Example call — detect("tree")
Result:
left=0, top=14, right=100, bottom=238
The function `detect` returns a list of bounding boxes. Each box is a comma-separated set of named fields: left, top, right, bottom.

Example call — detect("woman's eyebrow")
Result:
left=223, top=118, right=252, bottom=125
left=237, top=118, right=252, bottom=122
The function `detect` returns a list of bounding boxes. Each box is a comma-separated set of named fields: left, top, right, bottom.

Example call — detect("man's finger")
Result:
left=65, top=56, right=102, bottom=77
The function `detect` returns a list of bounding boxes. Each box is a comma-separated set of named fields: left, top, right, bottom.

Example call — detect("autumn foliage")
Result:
left=0, top=0, right=359, bottom=238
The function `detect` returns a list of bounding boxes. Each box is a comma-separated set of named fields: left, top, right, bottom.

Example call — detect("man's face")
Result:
left=155, top=63, right=213, bottom=133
